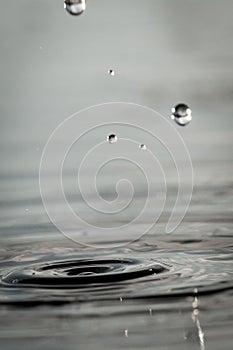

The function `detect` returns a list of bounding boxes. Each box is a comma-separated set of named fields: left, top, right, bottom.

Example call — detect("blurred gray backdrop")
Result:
left=0, top=0, right=233, bottom=202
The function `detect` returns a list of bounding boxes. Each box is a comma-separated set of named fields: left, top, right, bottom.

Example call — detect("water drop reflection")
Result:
left=64, top=0, right=86, bottom=16
left=171, top=103, right=192, bottom=126
left=108, top=69, right=115, bottom=76
left=107, top=134, right=117, bottom=144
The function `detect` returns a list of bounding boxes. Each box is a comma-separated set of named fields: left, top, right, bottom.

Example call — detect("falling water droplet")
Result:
left=171, top=103, right=192, bottom=126
left=192, top=296, right=199, bottom=309
left=107, top=134, right=117, bottom=144
left=139, top=144, right=147, bottom=150
left=108, top=69, right=115, bottom=76
left=64, top=0, right=86, bottom=16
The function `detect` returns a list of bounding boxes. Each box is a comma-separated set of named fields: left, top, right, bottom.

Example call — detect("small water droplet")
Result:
left=193, top=309, right=199, bottom=316
left=120, top=297, right=123, bottom=302
left=108, top=69, right=115, bottom=76
left=107, top=134, right=117, bottom=144
left=171, top=103, right=192, bottom=126
left=149, top=308, right=152, bottom=315
left=25, top=208, right=29, bottom=212
left=124, top=329, right=128, bottom=337
left=64, top=0, right=86, bottom=16
left=139, top=144, right=147, bottom=150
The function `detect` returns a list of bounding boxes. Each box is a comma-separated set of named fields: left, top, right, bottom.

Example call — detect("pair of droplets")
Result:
left=107, top=134, right=147, bottom=151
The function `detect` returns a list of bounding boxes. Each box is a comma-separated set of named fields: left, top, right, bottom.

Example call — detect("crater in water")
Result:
left=1, top=257, right=168, bottom=289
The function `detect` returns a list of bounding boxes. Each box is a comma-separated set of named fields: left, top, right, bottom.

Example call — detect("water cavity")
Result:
left=1, top=257, right=168, bottom=288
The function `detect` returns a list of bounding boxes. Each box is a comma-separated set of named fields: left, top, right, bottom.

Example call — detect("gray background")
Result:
left=0, top=0, right=233, bottom=228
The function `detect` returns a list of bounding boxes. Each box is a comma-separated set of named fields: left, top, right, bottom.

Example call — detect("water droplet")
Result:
left=64, top=0, right=86, bottom=16
left=107, top=134, right=117, bottom=144
left=124, top=329, right=128, bottom=337
left=25, top=208, right=29, bottom=212
left=171, top=103, right=192, bottom=126
left=192, top=296, right=199, bottom=309
left=108, top=69, right=115, bottom=76
left=139, top=144, right=147, bottom=150
left=193, top=309, right=199, bottom=316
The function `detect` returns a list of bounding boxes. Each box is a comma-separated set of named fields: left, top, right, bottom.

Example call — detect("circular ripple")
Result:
left=1, top=258, right=169, bottom=288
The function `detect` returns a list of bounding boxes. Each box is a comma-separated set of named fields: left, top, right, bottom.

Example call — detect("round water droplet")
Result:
left=64, top=0, right=86, bottom=16
left=107, top=134, right=117, bottom=144
left=171, top=103, right=192, bottom=126
left=139, top=144, right=147, bottom=150
left=108, top=69, right=115, bottom=76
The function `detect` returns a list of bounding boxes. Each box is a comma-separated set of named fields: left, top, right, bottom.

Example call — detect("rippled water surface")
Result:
left=1, top=1, right=233, bottom=349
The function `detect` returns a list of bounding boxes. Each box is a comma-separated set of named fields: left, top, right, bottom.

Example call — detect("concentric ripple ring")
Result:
left=1, top=258, right=169, bottom=288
